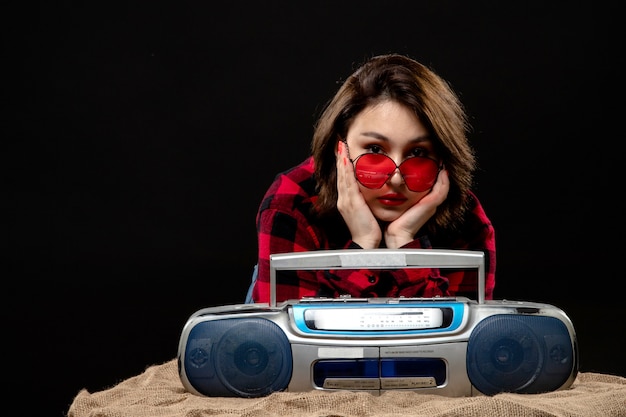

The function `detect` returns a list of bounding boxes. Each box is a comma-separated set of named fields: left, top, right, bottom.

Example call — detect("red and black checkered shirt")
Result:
left=251, top=157, right=496, bottom=303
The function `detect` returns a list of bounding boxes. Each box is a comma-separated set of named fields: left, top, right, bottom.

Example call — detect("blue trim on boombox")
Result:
left=290, top=302, right=466, bottom=336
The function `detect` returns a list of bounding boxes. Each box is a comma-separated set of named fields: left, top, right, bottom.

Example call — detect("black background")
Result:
left=6, top=2, right=625, bottom=416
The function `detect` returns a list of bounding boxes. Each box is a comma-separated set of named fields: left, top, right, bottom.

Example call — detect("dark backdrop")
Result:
left=6, top=2, right=624, bottom=416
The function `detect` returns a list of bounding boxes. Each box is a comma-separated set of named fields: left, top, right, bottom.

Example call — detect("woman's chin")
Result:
left=372, top=208, right=404, bottom=223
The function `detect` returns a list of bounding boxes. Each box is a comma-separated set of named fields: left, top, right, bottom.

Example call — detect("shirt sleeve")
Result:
left=252, top=207, right=323, bottom=302
left=441, top=193, right=496, bottom=300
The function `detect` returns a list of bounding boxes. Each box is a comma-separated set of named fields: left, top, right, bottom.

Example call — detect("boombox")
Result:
left=177, top=249, right=578, bottom=398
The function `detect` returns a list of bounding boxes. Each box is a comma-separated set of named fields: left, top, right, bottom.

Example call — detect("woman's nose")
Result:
left=386, top=166, right=405, bottom=187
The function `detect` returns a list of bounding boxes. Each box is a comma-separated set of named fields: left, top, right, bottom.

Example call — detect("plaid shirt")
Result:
left=251, top=156, right=496, bottom=303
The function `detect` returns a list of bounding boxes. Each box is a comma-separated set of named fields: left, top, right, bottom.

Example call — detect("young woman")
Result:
left=247, top=53, right=495, bottom=304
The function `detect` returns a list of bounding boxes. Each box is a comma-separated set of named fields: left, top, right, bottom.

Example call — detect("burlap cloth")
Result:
left=68, top=358, right=626, bottom=417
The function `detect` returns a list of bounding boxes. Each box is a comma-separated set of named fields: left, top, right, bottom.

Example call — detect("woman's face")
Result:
left=344, top=100, right=439, bottom=223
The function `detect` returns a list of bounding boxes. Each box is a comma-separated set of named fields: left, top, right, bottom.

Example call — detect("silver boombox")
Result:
left=177, top=249, right=578, bottom=398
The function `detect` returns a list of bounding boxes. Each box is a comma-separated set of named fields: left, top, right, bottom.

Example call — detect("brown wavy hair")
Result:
left=311, top=53, right=476, bottom=235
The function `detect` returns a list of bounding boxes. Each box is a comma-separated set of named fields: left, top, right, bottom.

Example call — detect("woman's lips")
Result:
left=377, top=193, right=407, bottom=206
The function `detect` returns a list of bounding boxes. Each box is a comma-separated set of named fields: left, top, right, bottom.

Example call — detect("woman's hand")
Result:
left=336, top=141, right=382, bottom=248
left=384, top=168, right=450, bottom=248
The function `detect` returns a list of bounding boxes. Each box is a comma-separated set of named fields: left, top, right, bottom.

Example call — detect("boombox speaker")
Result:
left=178, top=249, right=578, bottom=397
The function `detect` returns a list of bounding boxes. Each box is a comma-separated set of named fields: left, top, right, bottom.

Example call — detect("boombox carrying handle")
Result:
left=269, top=249, right=485, bottom=307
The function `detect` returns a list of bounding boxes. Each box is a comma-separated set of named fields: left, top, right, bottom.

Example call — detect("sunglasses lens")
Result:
left=399, top=157, right=440, bottom=192
left=354, top=154, right=396, bottom=188
left=353, top=153, right=440, bottom=191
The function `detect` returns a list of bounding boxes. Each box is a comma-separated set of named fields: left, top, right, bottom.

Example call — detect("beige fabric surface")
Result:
left=68, top=358, right=626, bottom=417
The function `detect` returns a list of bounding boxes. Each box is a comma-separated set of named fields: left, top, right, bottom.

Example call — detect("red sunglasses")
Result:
left=345, top=142, right=442, bottom=192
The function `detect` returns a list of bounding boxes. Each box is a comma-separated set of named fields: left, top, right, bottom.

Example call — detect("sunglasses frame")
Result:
left=343, top=141, right=442, bottom=192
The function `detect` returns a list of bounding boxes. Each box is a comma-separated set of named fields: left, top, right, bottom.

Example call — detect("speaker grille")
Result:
left=184, top=317, right=293, bottom=397
left=467, top=314, right=575, bottom=395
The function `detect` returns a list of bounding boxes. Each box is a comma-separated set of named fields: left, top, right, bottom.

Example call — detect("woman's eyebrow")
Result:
left=360, top=131, right=432, bottom=143
left=360, top=131, right=389, bottom=141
